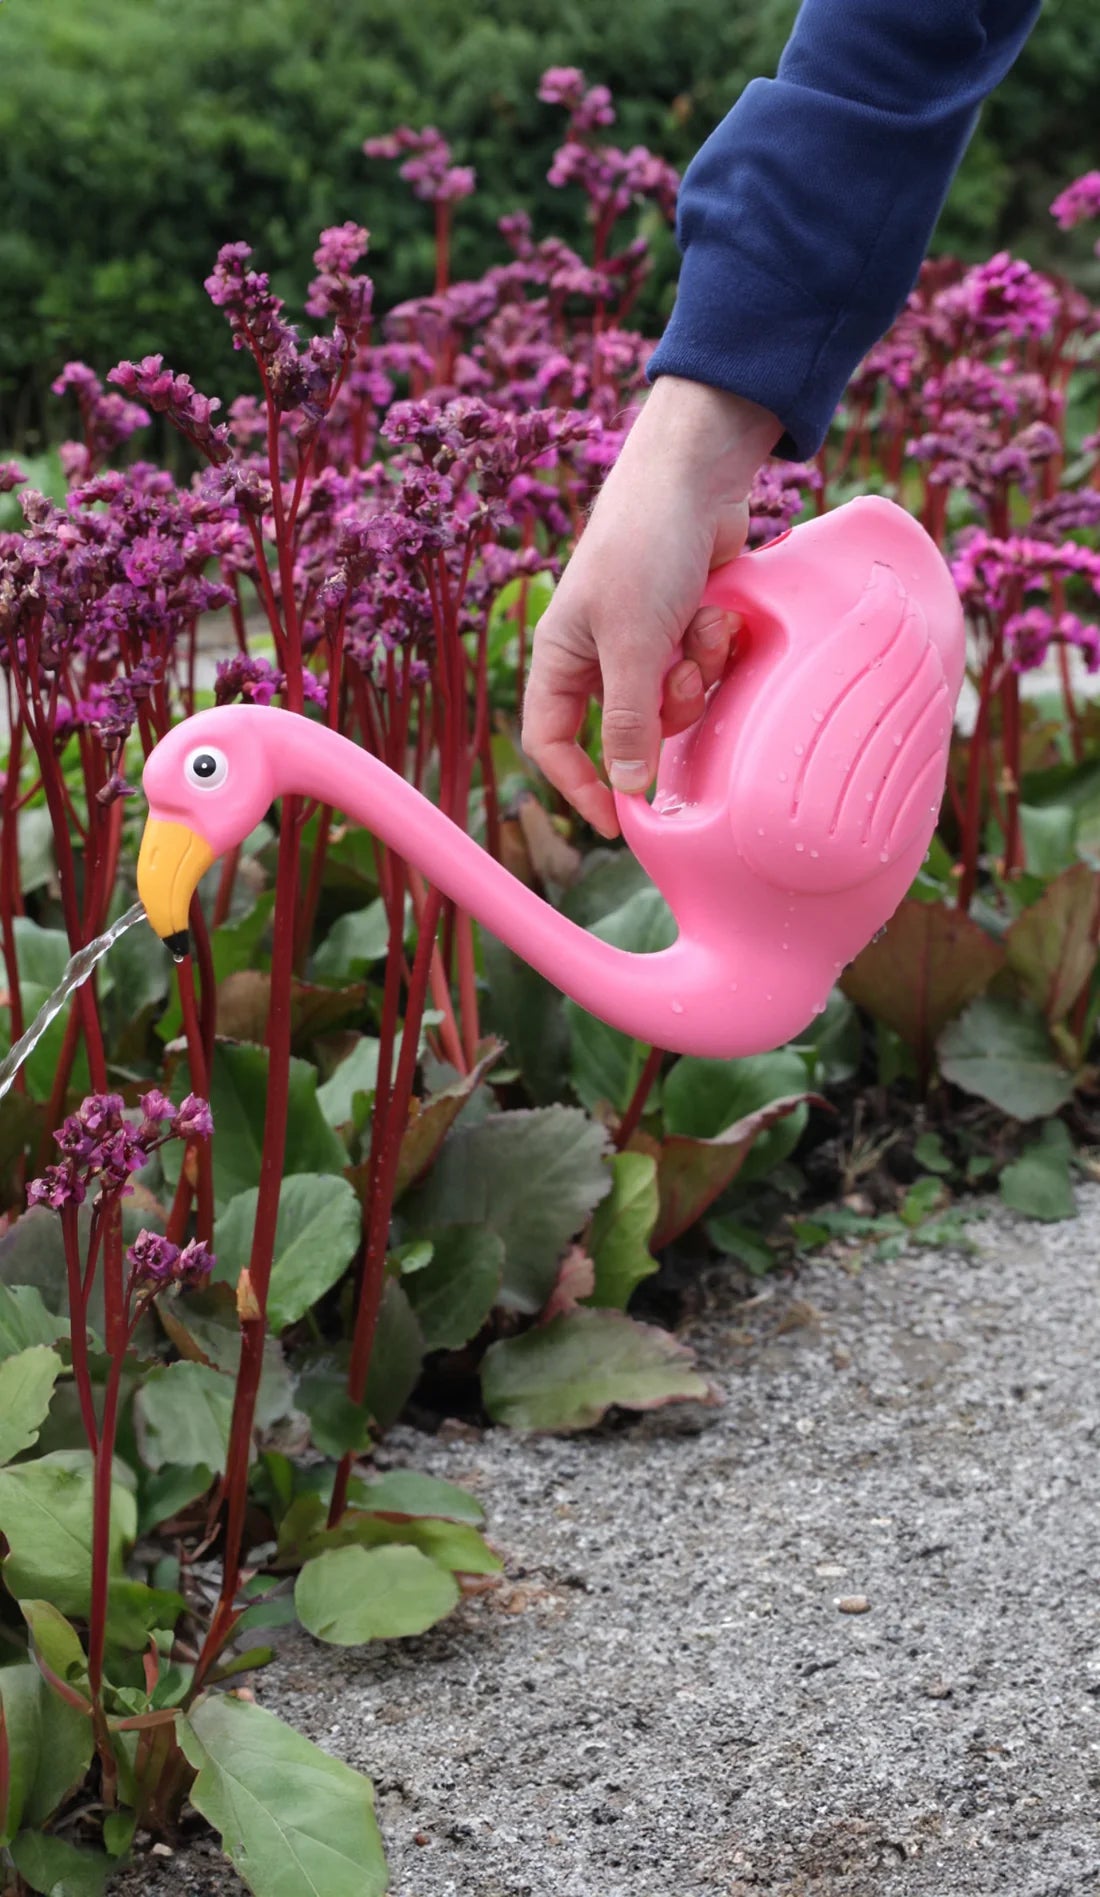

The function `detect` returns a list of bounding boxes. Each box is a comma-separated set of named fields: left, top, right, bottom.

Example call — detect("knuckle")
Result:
left=600, top=705, right=651, bottom=750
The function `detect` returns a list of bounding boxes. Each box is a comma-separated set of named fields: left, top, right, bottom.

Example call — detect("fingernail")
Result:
left=609, top=759, right=650, bottom=792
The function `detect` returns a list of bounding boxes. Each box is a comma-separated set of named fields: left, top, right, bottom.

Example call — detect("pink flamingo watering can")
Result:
left=137, top=496, right=965, bottom=1059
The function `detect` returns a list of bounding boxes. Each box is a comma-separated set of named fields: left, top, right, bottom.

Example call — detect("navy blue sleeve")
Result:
left=646, top=0, right=1042, bottom=459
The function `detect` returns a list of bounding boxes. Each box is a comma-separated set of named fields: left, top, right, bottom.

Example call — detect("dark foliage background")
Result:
left=2, top=0, right=1098, bottom=449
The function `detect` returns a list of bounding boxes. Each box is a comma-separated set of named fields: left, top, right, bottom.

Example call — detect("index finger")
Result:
left=522, top=634, right=619, bottom=839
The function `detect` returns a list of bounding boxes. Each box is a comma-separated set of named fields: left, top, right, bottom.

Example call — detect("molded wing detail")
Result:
left=728, top=564, right=953, bottom=895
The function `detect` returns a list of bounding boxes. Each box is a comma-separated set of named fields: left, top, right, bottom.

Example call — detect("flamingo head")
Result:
left=137, top=706, right=281, bottom=957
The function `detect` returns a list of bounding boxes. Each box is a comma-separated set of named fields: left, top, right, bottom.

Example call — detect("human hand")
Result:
left=522, top=375, right=780, bottom=837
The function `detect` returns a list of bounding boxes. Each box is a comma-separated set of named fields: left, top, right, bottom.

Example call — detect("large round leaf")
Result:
left=295, top=1543, right=459, bottom=1644
left=214, top=1174, right=361, bottom=1332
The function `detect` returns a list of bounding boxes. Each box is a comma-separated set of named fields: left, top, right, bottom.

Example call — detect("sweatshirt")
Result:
left=646, top=0, right=1043, bottom=458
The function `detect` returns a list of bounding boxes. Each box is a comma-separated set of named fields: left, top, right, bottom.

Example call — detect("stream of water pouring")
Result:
left=0, top=901, right=148, bottom=1105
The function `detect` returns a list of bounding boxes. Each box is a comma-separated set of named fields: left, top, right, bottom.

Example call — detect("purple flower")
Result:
left=139, top=1088, right=176, bottom=1128
left=364, top=127, right=476, bottom=205
left=27, top=1163, right=86, bottom=1210
left=0, top=462, right=26, bottom=493
left=78, top=1092, right=125, bottom=1136
left=1051, top=172, right=1100, bottom=231
left=127, top=1230, right=181, bottom=1289
left=108, top=356, right=230, bottom=465
left=177, top=1239, right=216, bottom=1288
left=174, top=1094, right=214, bottom=1141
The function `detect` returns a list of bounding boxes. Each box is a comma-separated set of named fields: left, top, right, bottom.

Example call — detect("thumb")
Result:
left=599, top=638, right=668, bottom=795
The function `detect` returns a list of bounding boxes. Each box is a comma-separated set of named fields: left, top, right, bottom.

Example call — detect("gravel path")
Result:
left=114, top=1189, right=1100, bottom=1897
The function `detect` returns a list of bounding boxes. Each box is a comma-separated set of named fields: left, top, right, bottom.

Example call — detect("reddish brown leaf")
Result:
left=392, top=1039, right=503, bottom=1200
left=541, top=1244, right=596, bottom=1322
left=641, top=1092, right=824, bottom=1250
left=841, top=900, right=1003, bottom=1068
left=1005, top=862, right=1100, bottom=1025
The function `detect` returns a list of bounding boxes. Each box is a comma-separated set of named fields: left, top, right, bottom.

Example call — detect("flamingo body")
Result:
left=138, top=496, right=965, bottom=1058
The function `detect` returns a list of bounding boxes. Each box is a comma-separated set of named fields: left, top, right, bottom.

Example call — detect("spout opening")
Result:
left=163, top=929, right=191, bottom=964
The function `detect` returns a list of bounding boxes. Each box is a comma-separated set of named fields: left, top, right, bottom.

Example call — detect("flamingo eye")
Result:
left=185, top=746, right=229, bottom=792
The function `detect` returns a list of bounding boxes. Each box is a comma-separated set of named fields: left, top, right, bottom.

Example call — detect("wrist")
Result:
left=643, top=374, right=780, bottom=500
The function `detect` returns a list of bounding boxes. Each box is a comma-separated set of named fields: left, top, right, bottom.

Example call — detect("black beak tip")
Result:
left=163, top=929, right=191, bottom=964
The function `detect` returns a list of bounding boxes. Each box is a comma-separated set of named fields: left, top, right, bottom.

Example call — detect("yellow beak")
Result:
left=137, top=820, right=216, bottom=957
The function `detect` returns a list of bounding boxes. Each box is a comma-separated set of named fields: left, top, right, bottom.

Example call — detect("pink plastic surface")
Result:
left=141, top=495, right=965, bottom=1057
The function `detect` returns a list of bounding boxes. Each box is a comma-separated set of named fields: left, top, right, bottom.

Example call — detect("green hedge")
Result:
left=2, top=0, right=1098, bottom=448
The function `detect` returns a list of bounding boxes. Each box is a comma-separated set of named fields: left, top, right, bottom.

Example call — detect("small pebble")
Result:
left=835, top=1594, right=871, bottom=1614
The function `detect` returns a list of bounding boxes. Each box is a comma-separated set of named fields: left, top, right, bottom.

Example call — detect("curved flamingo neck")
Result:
left=265, top=709, right=717, bottom=1051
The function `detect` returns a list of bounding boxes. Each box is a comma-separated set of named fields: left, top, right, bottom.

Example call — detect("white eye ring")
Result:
left=185, top=745, right=229, bottom=792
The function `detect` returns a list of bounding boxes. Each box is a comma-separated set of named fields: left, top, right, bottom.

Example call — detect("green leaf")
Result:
left=316, top=1037, right=381, bottom=1130
left=403, top=1107, right=613, bottom=1313
left=214, top=1174, right=361, bottom=1332
left=565, top=887, right=677, bottom=1113
left=999, top=1119, right=1075, bottom=1222
left=12, top=919, right=73, bottom=991
left=178, top=1693, right=387, bottom=1897
left=105, top=1579, right=187, bottom=1651
left=363, top=1281, right=423, bottom=1430
left=296, top=1353, right=372, bottom=1460
left=134, top=1361, right=234, bottom=1474
left=481, top=1308, right=712, bottom=1430
left=586, top=1152, right=659, bottom=1310
left=20, top=1599, right=89, bottom=1695
left=0, top=1347, right=62, bottom=1465
left=312, top=901, right=390, bottom=983
left=161, top=1044, right=346, bottom=1214
left=157, top=1289, right=294, bottom=1429
left=295, top=1544, right=459, bottom=1644
left=402, top=1227, right=504, bottom=1350
left=842, top=900, right=1004, bottom=1069
left=914, top=1131, right=953, bottom=1175
left=0, top=1666, right=39, bottom=1843
left=0, top=1452, right=136, bottom=1617
left=481, top=933, right=569, bottom=1106
left=1005, top=862, right=1100, bottom=1025
left=10, top=1831, right=109, bottom=1897
left=792, top=987, right=862, bottom=1086
left=0, top=1207, right=103, bottom=1346
left=296, top=1513, right=500, bottom=1577
left=0, top=1284, right=67, bottom=1360
left=1018, top=802, right=1079, bottom=879
left=346, top=1470, right=485, bottom=1526
left=938, top=996, right=1076, bottom=1120
left=662, top=1050, right=812, bottom=1183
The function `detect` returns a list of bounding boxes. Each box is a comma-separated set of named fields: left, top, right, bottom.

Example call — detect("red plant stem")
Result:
left=434, top=200, right=451, bottom=297
left=0, top=721, right=25, bottom=1062
left=1000, top=666, right=1022, bottom=877
left=88, top=1289, right=125, bottom=1698
left=328, top=884, right=446, bottom=1527
left=455, top=912, right=479, bottom=1068
left=295, top=804, right=334, bottom=971
left=615, top=1045, right=664, bottom=1150
left=189, top=896, right=218, bottom=1088
left=196, top=802, right=300, bottom=1684
left=958, top=645, right=998, bottom=912
left=60, top=1203, right=98, bottom=1453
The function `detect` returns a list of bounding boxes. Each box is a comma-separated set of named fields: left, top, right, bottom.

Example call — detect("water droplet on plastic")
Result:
left=880, top=850, right=890, bottom=863
left=765, top=993, right=773, bottom=1002
left=729, top=982, right=738, bottom=993
left=671, top=1000, right=684, bottom=1015
left=810, top=849, right=819, bottom=859
left=782, top=942, right=789, bottom=951
left=813, top=1001, right=827, bottom=1016
left=893, top=732, right=903, bottom=746
left=812, top=709, right=824, bottom=723
left=778, top=770, right=788, bottom=783
left=715, top=719, right=725, bottom=734
left=793, top=743, right=805, bottom=756
left=865, top=791, right=874, bottom=802
left=757, top=826, right=765, bottom=837
left=795, top=842, right=805, bottom=853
